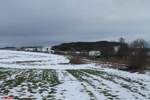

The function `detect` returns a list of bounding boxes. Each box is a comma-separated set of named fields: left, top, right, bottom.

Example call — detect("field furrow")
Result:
left=0, top=50, right=150, bottom=100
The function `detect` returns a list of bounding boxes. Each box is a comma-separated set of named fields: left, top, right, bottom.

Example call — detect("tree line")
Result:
left=117, top=38, right=149, bottom=71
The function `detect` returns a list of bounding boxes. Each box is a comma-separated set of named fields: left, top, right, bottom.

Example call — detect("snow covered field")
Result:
left=0, top=50, right=150, bottom=100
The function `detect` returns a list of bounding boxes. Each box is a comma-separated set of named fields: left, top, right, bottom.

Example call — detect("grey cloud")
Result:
left=0, top=0, right=150, bottom=47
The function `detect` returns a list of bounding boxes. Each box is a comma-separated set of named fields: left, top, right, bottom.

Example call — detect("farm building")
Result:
left=89, top=51, right=101, bottom=57
left=42, top=46, right=54, bottom=53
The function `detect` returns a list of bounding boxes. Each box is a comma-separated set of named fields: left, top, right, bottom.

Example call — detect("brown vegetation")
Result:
left=52, top=38, right=150, bottom=72
left=126, top=49, right=148, bottom=71
left=69, top=56, right=87, bottom=64
left=111, top=38, right=149, bottom=71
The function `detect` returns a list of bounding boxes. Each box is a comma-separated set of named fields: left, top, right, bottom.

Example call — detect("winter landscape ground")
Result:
left=0, top=50, right=150, bottom=100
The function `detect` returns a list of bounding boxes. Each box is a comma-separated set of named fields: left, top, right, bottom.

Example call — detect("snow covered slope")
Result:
left=0, top=50, right=95, bottom=69
left=0, top=50, right=150, bottom=100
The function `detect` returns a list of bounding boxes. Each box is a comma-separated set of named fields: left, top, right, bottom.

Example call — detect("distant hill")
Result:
left=52, top=41, right=128, bottom=57
left=52, top=41, right=128, bottom=51
left=0, top=47, right=18, bottom=50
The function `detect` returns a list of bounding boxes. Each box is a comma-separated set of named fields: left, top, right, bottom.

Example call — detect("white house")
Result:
left=24, top=47, right=36, bottom=52
left=36, top=48, right=43, bottom=52
left=89, top=51, right=101, bottom=57
left=113, top=46, right=120, bottom=53
left=42, top=46, right=54, bottom=53
left=75, top=51, right=81, bottom=54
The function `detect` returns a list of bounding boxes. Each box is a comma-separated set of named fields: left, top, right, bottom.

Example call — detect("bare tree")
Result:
left=126, top=39, right=148, bottom=71
left=126, top=49, right=148, bottom=71
left=130, top=39, right=147, bottom=48
left=119, top=37, right=125, bottom=43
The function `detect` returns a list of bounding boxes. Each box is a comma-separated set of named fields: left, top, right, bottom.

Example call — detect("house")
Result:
left=23, top=47, right=36, bottom=52
left=42, top=46, right=50, bottom=52
left=42, top=46, right=54, bottom=53
left=20, top=46, right=43, bottom=52
left=113, top=46, right=120, bottom=54
left=36, top=48, right=43, bottom=52
left=75, top=51, right=81, bottom=54
left=89, top=51, right=101, bottom=57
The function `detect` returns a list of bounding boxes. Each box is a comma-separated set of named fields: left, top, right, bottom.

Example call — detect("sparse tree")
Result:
left=119, top=37, right=125, bottom=43
left=130, top=39, right=147, bottom=48
left=126, top=48, right=148, bottom=71
left=126, top=39, right=148, bottom=71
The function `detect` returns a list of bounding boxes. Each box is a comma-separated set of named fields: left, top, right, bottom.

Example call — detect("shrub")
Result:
left=126, top=48, right=148, bottom=71
left=69, top=56, right=86, bottom=64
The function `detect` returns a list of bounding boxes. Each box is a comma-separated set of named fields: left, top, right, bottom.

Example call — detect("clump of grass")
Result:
left=69, top=56, right=86, bottom=64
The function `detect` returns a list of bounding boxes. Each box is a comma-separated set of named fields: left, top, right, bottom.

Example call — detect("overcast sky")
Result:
left=0, top=0, right=150, bottom=47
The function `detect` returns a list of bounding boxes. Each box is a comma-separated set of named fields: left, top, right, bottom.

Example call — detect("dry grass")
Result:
left=69, top=56, right=87, bottom=64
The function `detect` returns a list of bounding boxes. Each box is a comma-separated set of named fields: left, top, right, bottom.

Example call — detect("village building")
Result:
left=42, top=46, right=55, bottom=53
left=42, top=46, right=51, bottom=52
left=23, top=47, right=37, bottom=52
left=89, top=51, right=101, bottom=57
left=113, top=46, right=120, bottom=54
left=20, top=46, right=42, bottom=52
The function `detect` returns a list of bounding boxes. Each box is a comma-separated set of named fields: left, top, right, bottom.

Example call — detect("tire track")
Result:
left=55, top=70, right=92, bottom=100
left=82, top=69, right=150, bottom=100
left=67, top=70, right=108, bottom=100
